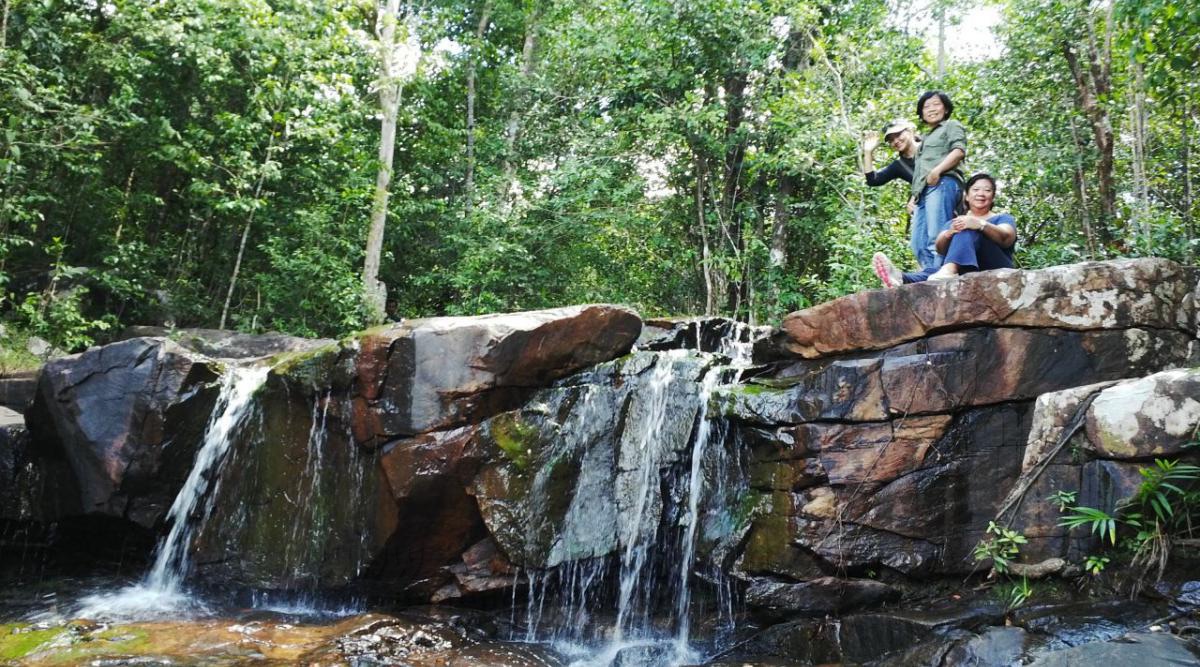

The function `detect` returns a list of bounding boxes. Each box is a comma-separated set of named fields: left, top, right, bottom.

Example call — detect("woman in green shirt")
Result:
left=909, top=91, right=966, bottom=271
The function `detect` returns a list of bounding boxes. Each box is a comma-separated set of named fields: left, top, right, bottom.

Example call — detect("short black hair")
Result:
left=964, top=172, right=997, bottom=210
left=916, top=91, right=954, bottom=122
left=965, top=172, right=996, bottom=191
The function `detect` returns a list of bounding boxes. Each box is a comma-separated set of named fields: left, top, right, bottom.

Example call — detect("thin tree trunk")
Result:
left=1, top=0, right=9, bottom=50
left=695, top=153, right=715, bottom=316
left=1063, top=37, right=1115, bottom=244
left=220, top=130, right=279, bottom=330
left=114, top=168, right=134, bottom=244
left=465, top=3, right=492, bottom=216
left=1068, top=115, right=1096, bottom=257
left=500, top=5, right=540, bottom=205
left=1130, top=61, right=1150, bottom=251
left=363, top=0, right=404, bottom=323
left=1185, top=102, right=1194, bottom=261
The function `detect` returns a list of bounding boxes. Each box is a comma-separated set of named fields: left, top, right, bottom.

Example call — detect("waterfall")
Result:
left=516, top=322, right=757, bottom=666
left=78, top=365, right=269, bottom=618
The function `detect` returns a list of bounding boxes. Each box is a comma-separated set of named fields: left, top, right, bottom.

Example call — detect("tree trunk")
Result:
left=1130, top=61, right=1150, bottom=251
left=1185, top=102, right=1194, bottom=261
left=695, top=152, right=715, bottom=316
left=1068, top=115, right=1096, bottom=257
left=220, top=129, right=279, bottom=330
left=1, top=0, right=10, bottom=50
left=363, top=0, right=404, bottom=324
left=1062, top=36, right=1115, bottom=245
left=500, top=4, right=540, bottom=206
left=465, top=3, right=493, bottom=216
left=720, top=70, right=748, bottom=314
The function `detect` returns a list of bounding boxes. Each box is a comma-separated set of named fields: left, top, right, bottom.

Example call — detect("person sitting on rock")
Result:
left=862, top=119, right=919, bottom=188
left=873, top=173, right=1015, bottom=286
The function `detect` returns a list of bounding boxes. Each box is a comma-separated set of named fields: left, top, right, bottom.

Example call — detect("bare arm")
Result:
left=938, top=214, right=1017, bottom=254
left=925, top=148, right=965, bottom=185
left=862, top=131, right=879, bottom=174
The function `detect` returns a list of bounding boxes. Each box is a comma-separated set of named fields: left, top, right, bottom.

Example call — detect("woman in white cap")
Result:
left=862, top=119, right=920, bottom=188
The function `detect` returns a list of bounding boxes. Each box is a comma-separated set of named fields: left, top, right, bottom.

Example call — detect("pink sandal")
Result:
left=872, top=252, right=902, bottom=289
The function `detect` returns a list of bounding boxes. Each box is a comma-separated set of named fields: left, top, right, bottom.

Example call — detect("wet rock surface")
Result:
left=15, top=260, right=1200, bottom=665
left=118, top=326, right=329, bottom=359
left=26, top=338, right=222, bottom=528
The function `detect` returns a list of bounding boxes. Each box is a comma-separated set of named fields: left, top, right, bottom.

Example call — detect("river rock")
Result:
left=1028, top=632, right=1200, bottom=667
left=745, top=576, right=901, bottom=618
left=0, top=370, right=39, bottom=411
left=472, top=351, right=718, bottom=569
left=118, top=326, right=330, bottom=359
left=1084, top=368, right=1200, bottom=458
left=26, top=338, right=222, bottom=528
left=771, top=258, right=1199, bottom=358
left=727, top=327, right=1192, bottom=424
left=272, top=304, right=641, bottom=446
left=188, top=307, right=641, bottom=597
left=740, top=403, right=1033, bottom=576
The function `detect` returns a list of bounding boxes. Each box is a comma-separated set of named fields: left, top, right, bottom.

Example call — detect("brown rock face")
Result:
left=773, top=259, right=1198, bottom=359
left=1000, top=367, right=1200, bottom=562
left=735, top=261, right=1200, bottom=582
left=189, top=305, right=642, bottom=597
left=26, top=338, right=222, bottom=527
left=276, top=304, right=642, bottom=446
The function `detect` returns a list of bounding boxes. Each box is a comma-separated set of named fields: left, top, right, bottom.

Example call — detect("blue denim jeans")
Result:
left=943, top=229, right=1015, bottom=273
left=911, top=178, right=961, bottom=270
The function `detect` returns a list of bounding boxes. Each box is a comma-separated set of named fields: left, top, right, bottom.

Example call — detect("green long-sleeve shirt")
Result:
left=911, top=119, right=967, bottom=199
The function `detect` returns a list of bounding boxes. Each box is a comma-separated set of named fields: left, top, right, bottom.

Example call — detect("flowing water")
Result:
left=75, top=365, right=270, bottom=619
left=19, top=322, right=761, bottom=666
left=517, top=327, right=757, bottom=666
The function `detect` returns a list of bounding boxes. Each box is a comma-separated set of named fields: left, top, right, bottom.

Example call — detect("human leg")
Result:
left=923, top=179, right=961, bottom=266
left=909, top=198, right=933, bottom=270
left=943, top=229, right=1014, bottom=273
left=872, top=252, right=936, bottom=287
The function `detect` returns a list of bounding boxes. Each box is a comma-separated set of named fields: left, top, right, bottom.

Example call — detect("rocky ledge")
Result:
left=6, top=259, right=1200, bottom=664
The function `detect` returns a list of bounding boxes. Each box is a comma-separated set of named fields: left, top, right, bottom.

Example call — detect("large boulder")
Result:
left=770, top=258, right=1198, bottom=359
left=189, top=305, right=643, bottom=597
left=26, top=338, right=223, bottom=528
left=998, top=368, right=1200, bottom=562
left=118, top=326, right=329, bottom=359
left=271, top=304, right=642, bottom=446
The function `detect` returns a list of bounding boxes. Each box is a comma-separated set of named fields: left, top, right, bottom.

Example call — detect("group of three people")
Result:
left=861, top=91, right=1016, bottom=288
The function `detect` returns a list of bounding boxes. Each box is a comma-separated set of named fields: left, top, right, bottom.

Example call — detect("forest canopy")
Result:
left=0, top=0, right=1196, bottom=350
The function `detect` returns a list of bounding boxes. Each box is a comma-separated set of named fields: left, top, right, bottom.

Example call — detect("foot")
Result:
left=927, top=266, right=959, bottom=282
left=872, top=252, right=902, bottom=289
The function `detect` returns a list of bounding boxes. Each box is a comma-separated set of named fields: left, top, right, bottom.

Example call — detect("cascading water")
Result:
left=514, top=324, right=758, bottom=666
left=77, top=365, right=269, bottom=618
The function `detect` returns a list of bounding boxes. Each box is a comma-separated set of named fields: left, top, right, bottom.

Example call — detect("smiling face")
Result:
left=887, top=129, right=913, bottom=153
left=967, top=178, right=996, bottom=213
left=921, top=95, right=947, bottom=125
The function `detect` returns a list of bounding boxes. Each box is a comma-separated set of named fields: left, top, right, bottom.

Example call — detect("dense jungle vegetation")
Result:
left=0, top=0, right=1196, bottom=350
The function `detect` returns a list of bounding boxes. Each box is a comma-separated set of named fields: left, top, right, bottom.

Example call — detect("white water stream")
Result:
left=78, top=365, right=269, bottom=619
left=522, top=324, right=757, bottom=666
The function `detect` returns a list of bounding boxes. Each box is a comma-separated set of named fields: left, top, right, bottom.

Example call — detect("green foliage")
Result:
left=973, top=520, right=1028, bottom=574
left=996, top=576, right=1034, bottom=612
left=1058, top=458, right=1200, bottom=588
left=1, top=0, right=1197, bottom=336
left=1060, top=505, right=1121, bottom=546
left=1083, top=554, right=1110, bottom=576
left=1047, top=489, right=1078, bottom=512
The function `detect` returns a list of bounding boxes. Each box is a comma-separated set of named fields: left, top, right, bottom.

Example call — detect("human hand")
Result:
left=907, top=198, right=916, bottom=215
left=926, top=168, right=941, bottom=186
left=862, top=131, right=880, bottom=153
left=951, top=216, right=984, bottom=232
